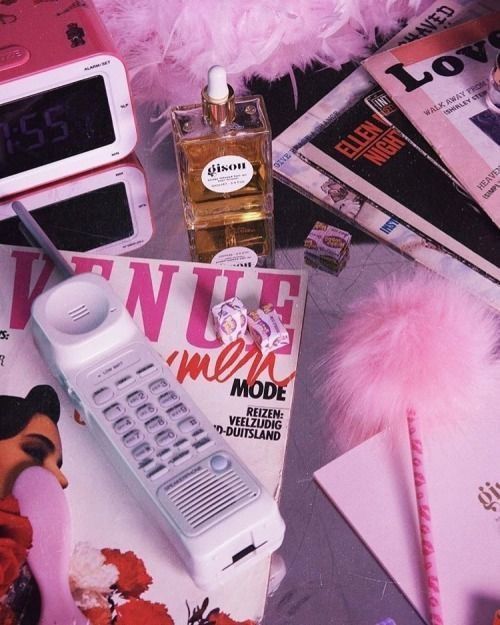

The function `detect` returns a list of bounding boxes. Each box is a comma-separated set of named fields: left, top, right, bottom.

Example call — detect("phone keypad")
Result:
left=114, top=417, right=134, bottom=434
left=123, top=429, right=144, bottom=447
left=136, top=403, right=157, bottom=420
left=193, top=436, right=215, bottom=452
left=117, top=375, right=136, bottom=390
left=93, top=387, right=114, bottom=405
left=91, top=357, right=216, bottom=485
left=172, top=450, right=192, bottom=466
left=150, top=379, right=169, bottom=394
left=156, top=429, right=176, bottom=446
left=127, top=390, right=147, bottom=406
left=104, top=403, right=125, bottom=421
left=138, top=364, right=158, bottom=377
left=132, top=442, right=153, bottom=461
left=145, top=415, right=167, bottom=433
left=166, top=403, right=188, bottom=420
left=158, top=390, right=178, bottom=406
left=178, top=416, right=199, bottom=433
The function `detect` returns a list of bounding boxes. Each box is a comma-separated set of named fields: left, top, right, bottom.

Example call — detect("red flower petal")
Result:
left=0, top=603, right=17, bottom=625
left=209, top=612, right=256, bottom=625
left=0, top=496, right=21, bottom=517
left=115, top=597, right=174, bottom=625
left=101, top=548, right=152, bottom=598
left=82, top=605, right=113, bottom=625
left=0, top=537, right=27, bottom=597
left=0, top=495, right=33, bottom=550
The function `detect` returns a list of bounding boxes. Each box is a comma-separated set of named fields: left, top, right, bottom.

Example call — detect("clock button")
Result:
left=0, top=46, right=30, bottom=72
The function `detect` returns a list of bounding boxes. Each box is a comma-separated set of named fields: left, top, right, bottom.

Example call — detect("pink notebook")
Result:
left=314, top=417, right=500, bottom=625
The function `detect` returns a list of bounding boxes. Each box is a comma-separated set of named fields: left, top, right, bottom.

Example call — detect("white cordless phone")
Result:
left=12, top=201, right=285, bottom=589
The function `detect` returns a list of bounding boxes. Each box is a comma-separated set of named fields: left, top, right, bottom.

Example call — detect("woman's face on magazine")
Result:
left=0, top=413, right=68, bottom=498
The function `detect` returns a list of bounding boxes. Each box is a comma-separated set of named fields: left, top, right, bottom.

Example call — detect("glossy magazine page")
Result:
left=272, top=0, right=500, bottom=311
left=0, top=244, right=307, bottom=625
left=299, top=84, right=500, bottom=280
left=363, top=10, right=500, bottom=228
left=314, top=416, right=500, bottom=625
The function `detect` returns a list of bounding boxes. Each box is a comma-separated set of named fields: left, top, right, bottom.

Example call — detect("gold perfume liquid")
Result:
left=171, top=67, right=274, bottom=267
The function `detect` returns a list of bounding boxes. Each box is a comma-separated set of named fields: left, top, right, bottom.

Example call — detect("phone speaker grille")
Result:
left=67, top=304, right=90, bottom=321
left=165, top=466, right=254, bottom=532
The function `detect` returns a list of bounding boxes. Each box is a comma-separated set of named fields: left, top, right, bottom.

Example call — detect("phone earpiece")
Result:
left=43, top=277, right=110, bottom=335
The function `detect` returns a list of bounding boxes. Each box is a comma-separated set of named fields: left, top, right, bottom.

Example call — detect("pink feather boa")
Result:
left=94, top=0, right=434, bottom=107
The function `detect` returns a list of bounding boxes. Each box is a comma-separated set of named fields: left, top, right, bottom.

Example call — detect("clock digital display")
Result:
left=0, top=76, right=115, bottom=180
left=0, top=182, right=134, bottom=251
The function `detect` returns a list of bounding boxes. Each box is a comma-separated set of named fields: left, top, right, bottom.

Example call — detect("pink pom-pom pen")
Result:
left=321, top=269, right=500, bottom=625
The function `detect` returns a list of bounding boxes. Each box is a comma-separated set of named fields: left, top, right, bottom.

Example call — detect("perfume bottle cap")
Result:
left=202, top=65, right=235, bottom=126
left=207, top=65, right=229, bottom=102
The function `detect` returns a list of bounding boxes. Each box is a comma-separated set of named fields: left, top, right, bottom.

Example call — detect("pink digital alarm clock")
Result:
left=0, top=0, right=137, bottom=199
left=0, top=154, right=153, bottom=255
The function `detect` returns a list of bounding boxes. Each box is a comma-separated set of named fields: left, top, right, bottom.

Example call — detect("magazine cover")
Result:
left=298, top=84, right=500, bottom=280
left=314, top=416, right=500, bottom=625
left=272, top=0, right=500, bottom=312
left=363, top=10, right=500, bottom=229
left=0, top=244, right=307, bottom=625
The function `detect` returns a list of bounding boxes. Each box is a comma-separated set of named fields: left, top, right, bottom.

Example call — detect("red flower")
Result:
left=82, top=605, right=113, bottom=625
left=0, top=495, right=33, bottom=598
left=115, top=597, right=174, bottom=625
left=0, top=603, right=17, bottom=625
left=0, top=538, right=27, bottom=597
left=0, top=495, right=32, bottom=550
left=101, top=548, right=152, bottom=598
left=208, top=613, right=256, bottom=625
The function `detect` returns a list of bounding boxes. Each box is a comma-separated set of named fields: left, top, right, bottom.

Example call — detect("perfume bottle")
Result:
left=486, top=52, right=500, bottom=112
left=171, top=66, right=274, bottom=267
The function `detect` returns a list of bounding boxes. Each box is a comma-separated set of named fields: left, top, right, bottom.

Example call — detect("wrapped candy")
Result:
left=304, top=220, right=351, bottom=274
left=247, top=304, right=289, bottom=355
left=211, top=297, right=247, bottom=344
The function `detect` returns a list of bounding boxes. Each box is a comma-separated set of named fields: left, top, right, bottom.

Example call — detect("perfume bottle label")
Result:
left=211, top=246, right=258, bottom=268
left=201, top=155, right=253, bottom=193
